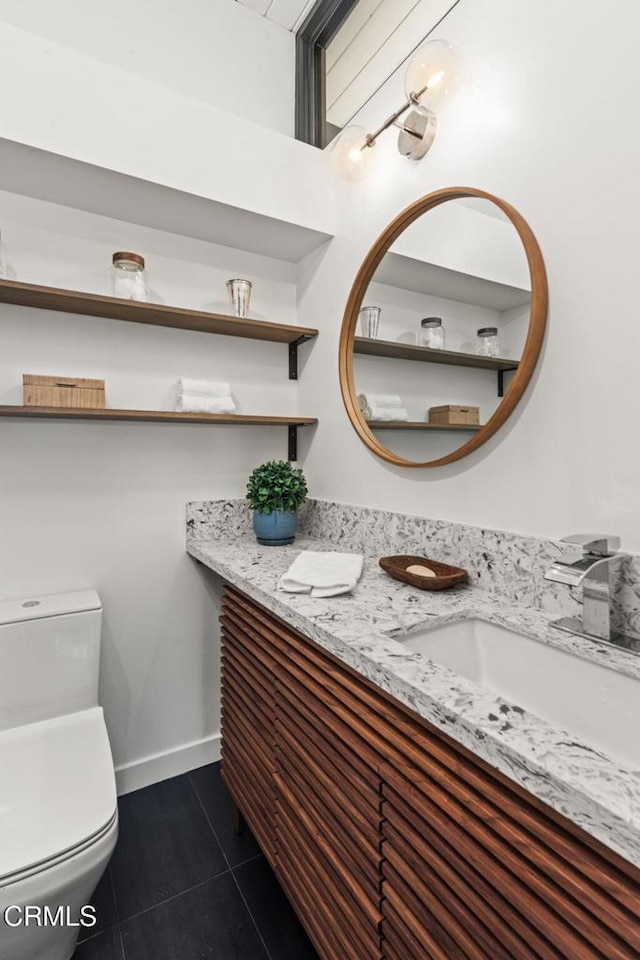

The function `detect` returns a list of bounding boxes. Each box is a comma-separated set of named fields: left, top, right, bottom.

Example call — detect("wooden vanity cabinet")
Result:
left=220, top=586, right=640, bottom=960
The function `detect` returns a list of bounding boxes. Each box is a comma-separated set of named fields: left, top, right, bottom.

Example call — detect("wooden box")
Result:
left=428, top=404, right=479, bottom=426
left=23, top=374, right=105, bottom=409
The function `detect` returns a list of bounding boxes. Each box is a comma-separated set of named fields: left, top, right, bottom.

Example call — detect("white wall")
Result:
left=0, top=193, right=304, bottom=792
left=0, top=0, right=332, bottom=794
left=0, top=0, right=295, bottom=136
left=0, top=18, right=328, bottom=235
left=300, top=0, right=640, bottom=550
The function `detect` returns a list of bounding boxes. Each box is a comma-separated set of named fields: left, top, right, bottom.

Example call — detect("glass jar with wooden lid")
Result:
left=112, top=251, right=148, bottom=302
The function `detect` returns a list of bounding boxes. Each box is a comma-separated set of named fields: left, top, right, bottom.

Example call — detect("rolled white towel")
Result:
left=176, top=394, right=237, bottom=414
left=176, top=378, right=231, bottom=398
left=358, top=392, right=402, bottom=410
left=364, top=406, right=409, bottom=422
left=279, top=551, right=364, bottom=598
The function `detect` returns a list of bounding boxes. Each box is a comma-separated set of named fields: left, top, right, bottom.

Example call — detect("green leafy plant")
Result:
left=246, top=459, right=308, bottom=514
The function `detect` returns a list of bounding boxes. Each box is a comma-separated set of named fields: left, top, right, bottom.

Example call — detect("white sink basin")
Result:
left=399, top=618, right=640, bottom=770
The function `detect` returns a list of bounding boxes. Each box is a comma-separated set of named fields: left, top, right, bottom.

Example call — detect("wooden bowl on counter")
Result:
left=379, top=555, right=468, bottom=591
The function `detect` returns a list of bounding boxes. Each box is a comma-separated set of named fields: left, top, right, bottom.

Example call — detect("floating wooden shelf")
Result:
left=0, top=279, right=318, bottom=345
left=368, top=420, right=481, bottom=432
left=354, top=337, right=518, bottom=372
left=0, top=406, right=316, bottom=427
left=0, top=406, right=316, bottom=460
left=0, top=281, right=320, bottom=455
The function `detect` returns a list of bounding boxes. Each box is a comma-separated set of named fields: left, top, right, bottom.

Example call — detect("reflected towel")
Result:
left=176, top=378, right=231, bottom=397
left=176, top=394, right=237, bottom=414
left=365, top=407, right=408, bottom=422
left=358, top=392, right=402, bottom=409
left=279, top=551, right=364, bottom=598
left=358, top=396, right=409, bottom=421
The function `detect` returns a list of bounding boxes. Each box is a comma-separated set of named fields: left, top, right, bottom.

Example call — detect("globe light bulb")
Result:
left=405, top=40, right=460, bottom=113
left=330, top=125, right=375, bottom=182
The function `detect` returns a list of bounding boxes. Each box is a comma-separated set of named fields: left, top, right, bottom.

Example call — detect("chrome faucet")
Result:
left=544, top=534, right=638, bottom=652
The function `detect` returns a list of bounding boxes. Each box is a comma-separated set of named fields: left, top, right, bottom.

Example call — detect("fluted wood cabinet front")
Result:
left=220, top=589, right=278, bottom=865
left=219, top=586, right=640, bottom=960
left=221, top=586, right=384, bottom=960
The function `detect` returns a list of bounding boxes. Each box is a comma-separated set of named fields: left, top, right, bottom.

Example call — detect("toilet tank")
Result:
left=0, top=590, right=103, bottom=732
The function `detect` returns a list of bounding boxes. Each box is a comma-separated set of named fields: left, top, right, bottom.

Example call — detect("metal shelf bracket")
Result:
left=289, top=335, right=313, bottom=380
left=288, top=425, right=298, bottom=462
left=497, top=367, right=518, bottom=397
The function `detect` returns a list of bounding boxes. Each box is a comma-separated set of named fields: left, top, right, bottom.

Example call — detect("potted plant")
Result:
left=246, top=459, right=308, bottom=546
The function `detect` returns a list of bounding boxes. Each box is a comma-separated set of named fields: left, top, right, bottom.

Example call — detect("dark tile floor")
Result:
left=73, top=762, right=319, bottom=960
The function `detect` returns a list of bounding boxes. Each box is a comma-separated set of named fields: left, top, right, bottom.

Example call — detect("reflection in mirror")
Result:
left=352, top=197, right=533, bottom=463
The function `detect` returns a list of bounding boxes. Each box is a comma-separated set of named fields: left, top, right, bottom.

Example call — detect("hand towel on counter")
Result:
left=176, top=378, right=232, bottom=398
left=279, top=551, right=364, bottom=598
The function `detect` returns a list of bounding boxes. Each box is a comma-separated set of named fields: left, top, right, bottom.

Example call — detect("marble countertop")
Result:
left=187, top=533, right=640, bottom=868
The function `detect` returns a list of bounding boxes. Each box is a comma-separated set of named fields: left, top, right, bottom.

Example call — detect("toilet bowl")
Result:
left=0, top=591, right=118, bottom=960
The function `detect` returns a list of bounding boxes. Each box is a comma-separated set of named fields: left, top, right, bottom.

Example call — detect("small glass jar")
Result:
left=477, top=326, right=500, bottom=358
left=420, top=317, right=445, bottom=349
left=112, top=251, right=148, bottom=301
left=226, top=278, right=252, bottom=318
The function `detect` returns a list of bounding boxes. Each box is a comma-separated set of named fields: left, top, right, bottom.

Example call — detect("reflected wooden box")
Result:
left=428, top=404, right=479, bottom=426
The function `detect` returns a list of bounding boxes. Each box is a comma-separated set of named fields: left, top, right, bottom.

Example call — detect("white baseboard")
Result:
left=115, top=733, right=221, bottom=795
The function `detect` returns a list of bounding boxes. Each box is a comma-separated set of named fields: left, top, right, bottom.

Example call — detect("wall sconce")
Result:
left=332, top=40, right=460, bottom=181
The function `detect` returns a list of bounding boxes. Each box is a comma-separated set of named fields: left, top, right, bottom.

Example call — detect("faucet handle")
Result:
left=561, top=534, right=621, bottom=557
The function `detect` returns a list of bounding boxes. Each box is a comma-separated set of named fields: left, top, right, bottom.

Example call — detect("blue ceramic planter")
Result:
left=253, top=509, right=297, bottom=546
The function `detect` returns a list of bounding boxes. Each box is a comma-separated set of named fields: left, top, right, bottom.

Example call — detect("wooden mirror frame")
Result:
left=338, top=186, right=548, bottom=468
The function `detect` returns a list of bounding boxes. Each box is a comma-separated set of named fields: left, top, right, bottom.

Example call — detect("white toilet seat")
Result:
left=2, top=811, right=118, bottom=888
left=0, top=707, right=117, bottom=886
left=0, top=813, right=118, bottom=960
left=0, top=706, right=118, bottom=960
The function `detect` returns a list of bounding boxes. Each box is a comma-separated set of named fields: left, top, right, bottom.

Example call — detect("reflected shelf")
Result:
left=354, top=337, right=518, bottom=372
left=367, top=421, right=481, bottom=432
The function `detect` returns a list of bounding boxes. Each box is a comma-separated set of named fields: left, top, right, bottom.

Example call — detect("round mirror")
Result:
left=339, top=187, right=548, bottom=467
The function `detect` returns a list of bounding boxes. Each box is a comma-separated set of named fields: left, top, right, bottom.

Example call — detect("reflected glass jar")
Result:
left=477, top=326, right=500, bottom=358
left=420, top=317, right=445, bottom=349
left=112, top=251, right=148, bottom=301
left=359, top=305, right=381, bottom=339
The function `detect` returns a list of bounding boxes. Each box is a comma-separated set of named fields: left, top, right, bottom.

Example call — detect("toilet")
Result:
left=0, top=591, right=118, bottom=960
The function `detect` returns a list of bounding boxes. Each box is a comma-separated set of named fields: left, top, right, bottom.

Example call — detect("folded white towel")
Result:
left=176, top=394, right=237, bottom=414
left=358, top=393, right=402, bottom=410
left=176, top=378, right=231, bottom=398
left=365, top=406, right=409, bottom=422
left=279, top=551, right=364, bottom=598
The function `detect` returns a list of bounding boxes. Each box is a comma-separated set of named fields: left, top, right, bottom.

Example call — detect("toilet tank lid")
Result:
left=0, top=590, right=102, bottom=625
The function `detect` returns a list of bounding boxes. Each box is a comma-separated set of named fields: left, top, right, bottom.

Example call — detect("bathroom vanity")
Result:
left=188, top=500, right=640, bottom=960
